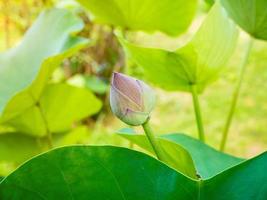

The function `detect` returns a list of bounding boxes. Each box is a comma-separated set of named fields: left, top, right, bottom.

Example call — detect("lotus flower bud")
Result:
left=110, top=72, right=156, bottom=126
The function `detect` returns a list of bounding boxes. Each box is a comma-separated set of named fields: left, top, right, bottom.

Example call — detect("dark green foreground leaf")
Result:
left=0, top=146, right=197, bottom=200
left=0, top=146, right=266, bottom=199
left=202, top=153, right=267, bottom=199
left=118, top=129, right=243, bottom=179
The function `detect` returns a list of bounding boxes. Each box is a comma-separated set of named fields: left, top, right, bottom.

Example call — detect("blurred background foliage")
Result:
left=0, top=0, right=267, bottom=176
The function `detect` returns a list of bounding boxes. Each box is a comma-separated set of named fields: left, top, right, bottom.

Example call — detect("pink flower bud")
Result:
left=110, top=72, right=156, bottom=126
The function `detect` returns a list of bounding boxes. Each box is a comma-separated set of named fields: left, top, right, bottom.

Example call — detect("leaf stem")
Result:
left=190, top=84, right=205, bottom=142
left=220, top=37, right=253, bottom=151
left=142, top=119, right=165, bottom=161
left=36, top=102, right=53, bottom=148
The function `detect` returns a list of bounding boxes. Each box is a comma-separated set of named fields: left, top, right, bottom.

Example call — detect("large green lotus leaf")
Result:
left=0, top=146, right=266, bottom=199
left=201, top=152, right=267, bottom=199
left=0, top=146, right=197, bottom=199
left=4, top=83, right=102, bottom=136
left=119, top=2, right=238, bottom=93
left=117, top=128, right=197, bottom=179
left=76, top=0, right=197, bottom=36
left=221, top=0, right=267, bottom=40
left=118, top=129, right=243, bottom=179
left=0, top=8, right=88, bottom=123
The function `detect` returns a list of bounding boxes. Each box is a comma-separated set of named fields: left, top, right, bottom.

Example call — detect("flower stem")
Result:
left=190, top=84, right=205, bottom=142
left=220, top=37, right=253, bottom=151
left=142, top=119, right=165, bottom=161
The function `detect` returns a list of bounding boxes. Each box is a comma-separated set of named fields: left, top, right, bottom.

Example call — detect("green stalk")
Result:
left=142, top=119, right=165, bottom=161
left=191, top=84, right=205, bottom=142
left=29, top=93, right=53, bottom=148
left=36, top=102, right=53, bottom=148
left=220, top=37, right=253, bottom=151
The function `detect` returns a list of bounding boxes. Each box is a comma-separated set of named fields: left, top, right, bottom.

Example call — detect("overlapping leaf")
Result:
left=76, top=0, right=197, bottom=36
left=221, top=0, right=267, bottom=40
left=38, top=83, right=101, bottom=133
left=3, top=83, right=101, bottom=137
left=117, top=128, right=197, bottom=179
left=0, top=8, right=88, bottom=124
left=119, top=3, right=238, bottom=93
left=0, top=146, right=266, bottom=199
left=161, top=134, right=244, bottom=179
left=118, top=129, right=243, bottom=179
left=0, top=9, right=102, bottom=137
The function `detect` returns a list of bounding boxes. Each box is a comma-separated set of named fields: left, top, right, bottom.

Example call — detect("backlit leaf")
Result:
left=76, top=0, right=197, bottom=36
left=3, top=83, right=102, bottom=136
left=118, top=128, right=198, bottom=179
left=118, top=129, right=243, bottom=179
left=221, top=0, right=267, bottom=40
left=119, top=2, right=238, bottom=93
left=0, top=8, right=88, bottom=124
